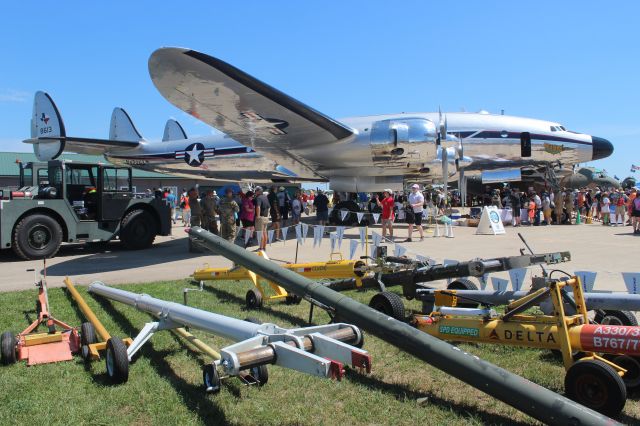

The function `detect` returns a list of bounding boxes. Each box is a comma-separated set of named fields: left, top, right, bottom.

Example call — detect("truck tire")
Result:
left=12, top=214, right=63, bottom=260
left=120, top=209, right=157, bottom=250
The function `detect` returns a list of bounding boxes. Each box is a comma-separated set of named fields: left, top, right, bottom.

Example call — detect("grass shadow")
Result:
left=91, top=294, right=230, bottom=425
left=345, top=370, right=532, bottom=425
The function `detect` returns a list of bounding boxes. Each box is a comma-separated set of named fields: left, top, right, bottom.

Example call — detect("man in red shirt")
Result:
left=375, top=189, right=395, bottom=240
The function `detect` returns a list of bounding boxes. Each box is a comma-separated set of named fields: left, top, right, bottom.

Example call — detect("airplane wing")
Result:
left=148, top=48, right=355, bottom=179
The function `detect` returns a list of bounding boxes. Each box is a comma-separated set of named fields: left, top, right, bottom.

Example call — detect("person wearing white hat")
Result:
left=405, top=184, right=425, bottom=242
left=375, top=189, right=395, bottom=240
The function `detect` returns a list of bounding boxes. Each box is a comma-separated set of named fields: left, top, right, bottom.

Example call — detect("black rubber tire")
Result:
left=105, top=337, right=129, bottom=384
left=80, top=322, right=97, bottom=361
left=203, top=363, right=221, bottom=393
left=369, top=291, right=405, bottom=321
left=12, top=214, right=63, bottom=260
left=330, top=201, right=361, bottom=226
left=594, top=310, right=638, bottom=326
left=120, top=209, right=157, bottom=250
left=565, top=359, right=626, bottom=417
left=250, top=364, right=269, bottom=386
left=1, top=331, right=17, bottom=365
left=245, top=288, right=263, bottom=309
left=611, top=355, right=640, bottom=392
left=243, top=317, right=263, bottom=325
left=447, top=279, right=479, bottom=308
left=285, top=294, right=302, bottom=305
left=447, top=278, right=479, bottom=291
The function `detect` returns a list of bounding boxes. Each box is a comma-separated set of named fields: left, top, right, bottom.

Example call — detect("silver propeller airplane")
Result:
left=25, top=47, right=613, bottom=192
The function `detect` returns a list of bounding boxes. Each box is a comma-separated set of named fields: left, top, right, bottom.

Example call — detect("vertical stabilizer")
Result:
left=162, top=118, right=188, bottom=141
left=109, top=108, right=144, bottom=142
left=31, top=91, right=66, bottom=160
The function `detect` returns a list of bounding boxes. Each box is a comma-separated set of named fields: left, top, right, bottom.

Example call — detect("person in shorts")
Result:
left=253, top=186, right=270, bottom=250
left=314, top=189, right=330, bottom=225
left=375, top=189, right=395, bottom=240
left=404, top=184, right=424, bottom=242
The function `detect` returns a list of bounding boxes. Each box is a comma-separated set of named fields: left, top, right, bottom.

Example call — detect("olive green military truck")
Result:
left=0, top=160, right=171, bottom=260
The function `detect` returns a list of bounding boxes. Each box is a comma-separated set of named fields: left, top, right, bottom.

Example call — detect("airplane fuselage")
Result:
left=105, top=111, right=612, bottom=192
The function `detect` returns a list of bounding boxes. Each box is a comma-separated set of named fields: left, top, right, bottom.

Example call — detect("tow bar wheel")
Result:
left=565, top=359, right=626, bottom=417
left=369, top=292, right=405, bottom=321
left=105, top=337, right=129, bottom=384
left=249, top=364, right=269, bottom=386
left=80, top=322, right=97, bottom=361
left=203, top=363, right=221, bottom=393
left=1, top=331, right=17, bottom=365
left=245, top=288, right=263, bottom=309
left=612, top=355, right=640, bottom=391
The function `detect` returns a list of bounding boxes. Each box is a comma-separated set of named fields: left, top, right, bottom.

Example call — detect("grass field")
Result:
left=0, top=279, right=638, bottom=425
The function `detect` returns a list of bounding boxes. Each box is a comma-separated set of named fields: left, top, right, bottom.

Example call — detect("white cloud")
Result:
left=0, top=89, right=30, bottom=103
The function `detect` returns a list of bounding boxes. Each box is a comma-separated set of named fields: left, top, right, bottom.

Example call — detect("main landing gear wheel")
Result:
left=594, top=310, right=638, bottom=326
left=203, top=363, right=221, bottom=393
left=369, top=291, right=405, bottom=321
left=1, top=331, right=17, bottom=365
left=245, top=288, right=263, bottom=309
left=447, top=279, right=479, bottom=308
left=105, top=337, right=129, bottom=384
left=80, top=322, right=97, bottom=361
left=564, top=359, right=626, bottom=417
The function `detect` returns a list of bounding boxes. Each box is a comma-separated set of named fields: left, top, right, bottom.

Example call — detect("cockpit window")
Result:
left=550, top=125, right=565, bottom=132
left=559, top=126, right=566, bottom=131
left=550, top=126, right=557, bottom=132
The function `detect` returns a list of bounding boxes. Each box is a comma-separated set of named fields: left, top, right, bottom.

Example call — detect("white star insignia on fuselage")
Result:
left=186, top=145, right=203, bottom=164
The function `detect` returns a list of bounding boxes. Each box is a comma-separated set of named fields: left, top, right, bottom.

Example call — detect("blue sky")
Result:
left=1, top=1, right=638, bottom=179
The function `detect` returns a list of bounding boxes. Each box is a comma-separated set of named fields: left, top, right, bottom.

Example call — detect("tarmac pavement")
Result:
left=0, top=221, right=637, bottom=293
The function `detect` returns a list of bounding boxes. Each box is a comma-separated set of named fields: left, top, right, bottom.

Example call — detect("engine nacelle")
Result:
left=370, top=118, right=437, bottom=169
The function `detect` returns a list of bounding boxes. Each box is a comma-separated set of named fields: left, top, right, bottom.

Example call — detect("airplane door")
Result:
left=520, top=132, right=531, bottom=157
left=99, top=167, right=132, bottom=221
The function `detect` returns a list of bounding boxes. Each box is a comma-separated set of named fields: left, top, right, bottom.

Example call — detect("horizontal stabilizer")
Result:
left=24, top=91, right=140, bottom=161
left=163, top=118, right=187, bottom=141
left=110, top=107, right=144, bottom=142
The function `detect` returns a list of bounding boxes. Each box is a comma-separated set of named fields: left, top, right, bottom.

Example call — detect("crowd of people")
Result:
left=482, top=186, right=640, bottom=233
left=149, top=182, right=640, bottom=251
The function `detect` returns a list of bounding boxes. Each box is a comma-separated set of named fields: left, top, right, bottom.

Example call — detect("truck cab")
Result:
left=1, top=160, right=171, bottom=260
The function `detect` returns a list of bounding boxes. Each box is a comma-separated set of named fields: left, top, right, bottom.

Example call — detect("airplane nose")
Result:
left=591, top=136, right=613, bottom=160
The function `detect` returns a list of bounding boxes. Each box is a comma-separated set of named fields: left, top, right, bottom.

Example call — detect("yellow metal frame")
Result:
left=415, top=277, right=627, bottom=376
left=192, top=251, right=368, bottom=303
left=64, top=277, right=220, bottom=361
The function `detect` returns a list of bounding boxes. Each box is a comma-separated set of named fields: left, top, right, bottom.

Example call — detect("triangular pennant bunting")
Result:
left=356, top=212, right=364, bottom=223
left=393, top=244, right=407, bottom=257
left=301, top=223, right=309, bottom=243
left=359, top=227, right=367, bottom=248
left=340, top=210, right=349, bottom=221
left=330, top=232, right=337, bottom=252
left=256, top=230, right=263, bottom=248
left=349, top=239, right=358, bottom=259
left=244, top=228, right=252, bottom=245
left=281, top=226, right=289, bottom=243
left=372, top=213, right=380, bottom=224
left=336, top=226, right=345, bottom=248
left=267, top=229, right=274, bottom=245
left=295, top=224, right=302, bottom=245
